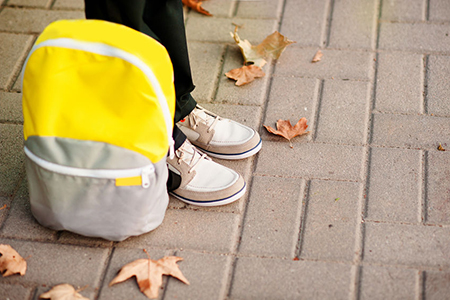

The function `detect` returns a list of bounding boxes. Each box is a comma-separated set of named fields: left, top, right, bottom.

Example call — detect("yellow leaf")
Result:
left=182, top=0, right=212, bottom=16
left=312, top=50, right=323, bottom=63
left=0, top=244, right=27, bottom=277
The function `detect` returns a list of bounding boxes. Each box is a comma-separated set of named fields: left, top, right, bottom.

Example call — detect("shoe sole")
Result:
left=197, top=139, right=262, bottom=160
left=170, top=184, right=246, bottom=207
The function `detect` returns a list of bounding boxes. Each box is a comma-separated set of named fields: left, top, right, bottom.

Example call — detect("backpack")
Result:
left=21, top=19, right=175, bottom=241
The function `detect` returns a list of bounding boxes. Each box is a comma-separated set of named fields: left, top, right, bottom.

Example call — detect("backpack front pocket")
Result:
left=24, top=146, right=169, bottom=241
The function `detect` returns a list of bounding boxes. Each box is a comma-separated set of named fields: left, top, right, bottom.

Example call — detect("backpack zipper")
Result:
left=24, top=147, right=154, bottom=188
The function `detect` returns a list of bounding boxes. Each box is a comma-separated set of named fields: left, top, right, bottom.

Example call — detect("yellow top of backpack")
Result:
left=22, top=19, right=175, bottom=163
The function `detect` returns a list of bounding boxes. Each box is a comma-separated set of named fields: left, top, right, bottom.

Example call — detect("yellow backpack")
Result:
left=22, top=19, right=175, bottom=241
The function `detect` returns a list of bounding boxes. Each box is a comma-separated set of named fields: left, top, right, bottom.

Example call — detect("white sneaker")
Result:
left=167, top=139, right=246, bottom=206
left=177, top=105, right=262, bottom=160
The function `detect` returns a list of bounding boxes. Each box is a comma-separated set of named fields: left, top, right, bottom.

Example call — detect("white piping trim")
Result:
left=25, top=146, right=154, bottom=180
left=23, top=38, right=174, bottom=147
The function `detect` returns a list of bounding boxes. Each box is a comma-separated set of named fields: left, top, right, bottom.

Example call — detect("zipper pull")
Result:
left=141, top=167, right=152, bottom=188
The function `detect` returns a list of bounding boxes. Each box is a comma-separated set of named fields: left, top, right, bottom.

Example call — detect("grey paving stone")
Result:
left=196, top=0, right=235, bottom=18
left=215, top=45, right=273, bottom=106
left=303, top=179, right=362, bottom=223
left=1, top=179, right=57, bottom=241
left=164, top=250, right=232, bottom=300
left=300, top=180, right=361, bottom=261
left=379, top=23, right=450, bottom=52
left=380, top=0, right=425, bottom=21
left=0, top=283, right=33, bottom=300
left=363, top=223, right=450, bottom=267
left=375, top=52, right=423, bottom=113
left=366, top=148, right=422, bottom=223
left=359, top=265, right=417, bottom=300
left=58, top=231, right=113, bottom=248
left=328, top=0, right=378, bottom=49
left=426, top=151, right=450, bottom=225
left=0, top=197, right=12, bottom=226
left=263, top=77, right=319, bottom=142
left=0, top=92, right=23, bottom=123
left=424, top=271, right=450, bottom=300
left=0, top=7, right=84, bottom=33
left=186, top=17, right=278, bottom=44
left=255, top=142, right=364, bottom=181
left=235, top=0, right=283, bottom=19
left=116, top=209, right=240, bottom=253
left=274, top=47, right=373, bottom=80
left=371, top=113, right=450, bottom=149
left=280, top=0, right=329, bottom=47
left=0, top=124, right=25, bottom=197
left=315, top=80, right=370, bottom=144
left=0, top=238, right=109, bottom=287
left=230, top=257, right=352, bottom=299
left=53, top=0, right=84, bottom=10
left=99, top=248, right=170, bottom=300
left=8, top=0, right=50, bottom=7
left=301, top=221, right=357, bottom=261
left=429, top=0, right=450, bottom=21
left=188, top=42, right=226, bottom=102
left=239, top=176, right=304, bottom=257
left=0, top=33, right=33, bottom=90
left=427, top=55, right=450, bottom=116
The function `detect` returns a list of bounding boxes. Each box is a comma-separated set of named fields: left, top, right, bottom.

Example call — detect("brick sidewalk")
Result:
left=1, top=0, right=450, bottom=299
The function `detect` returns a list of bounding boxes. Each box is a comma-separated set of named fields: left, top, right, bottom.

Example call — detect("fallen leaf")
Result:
left=0, top=244, right=27, bottom=277
left=438, top=143, right=446, bottom=151
left=264, top=118, right=309, bottom=148
left=312, top=50, right=323, bottom=63
left=0, top=204, right=7, bottom=210
left=255, top=31, right=296, bottom=60
left=230, top=28, right=295, bottom=67
left=335, top=198, right=340, bottom=202
left=110, top=255, right=189, bottom=299
left=225, top=65, right=265, bottom=86
left=182, top=0, right=212, bottom=16
left=230, top=29, right=266, bottom=67
left=40, top=284, right=89, bottom=300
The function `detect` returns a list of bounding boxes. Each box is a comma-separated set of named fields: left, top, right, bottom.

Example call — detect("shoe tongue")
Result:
left=179, top=141, right=202, bottom=166
left=194, top=108, right=214, bottom=126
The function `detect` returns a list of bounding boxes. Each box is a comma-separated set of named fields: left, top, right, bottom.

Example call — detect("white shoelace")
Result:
left=188, top=106, right=221, bottom=133
left=176, top=141, right=210, bottom=174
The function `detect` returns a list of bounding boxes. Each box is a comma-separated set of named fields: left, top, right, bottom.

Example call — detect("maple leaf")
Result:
left=0, top=244, right=27, bottom=277
left=230, top=28, right=295, bottom=67
left=110, top=255, right=189, bottom=299
left=182, top=0, right=212, bottom=16
left=39, top=284, right=89, bottom=300
left=312, top=50, right=323, bottom=63
left=264, top=118, right=309, bottom=148
left=225, top=65, right=265, bottom=86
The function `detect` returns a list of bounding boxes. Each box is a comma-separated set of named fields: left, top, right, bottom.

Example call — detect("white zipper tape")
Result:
left=23, top=38, right=174, bottom=147
left=24, top=147, right=154, bottom=188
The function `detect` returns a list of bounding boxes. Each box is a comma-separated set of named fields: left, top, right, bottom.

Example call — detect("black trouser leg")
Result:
left=84, top=0, right=197, bottom=191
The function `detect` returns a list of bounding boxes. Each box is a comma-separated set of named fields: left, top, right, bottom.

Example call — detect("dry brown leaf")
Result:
left=438, top=143, right=446, bottom=151
left=255, top=31, right=296, bottom=60
left=225, top=65, right=265, bottom=86
left=110, top=255, right=189, bottom=299
left=230, top=28, right=295, bottom=67
left=0, top=204, right=7, bottom=210
left=264, top=118, right=309, bottom=148
left=40, top=284, right=89, bottom=300
left=0, top=244, right=27, bottom=277
left=312, top=50, right=323, bottom=63
left=182, top=0, right=212, bottom=16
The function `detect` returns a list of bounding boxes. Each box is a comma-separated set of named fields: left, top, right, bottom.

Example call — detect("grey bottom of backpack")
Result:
left=24, top=136, right=169, bottom=241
